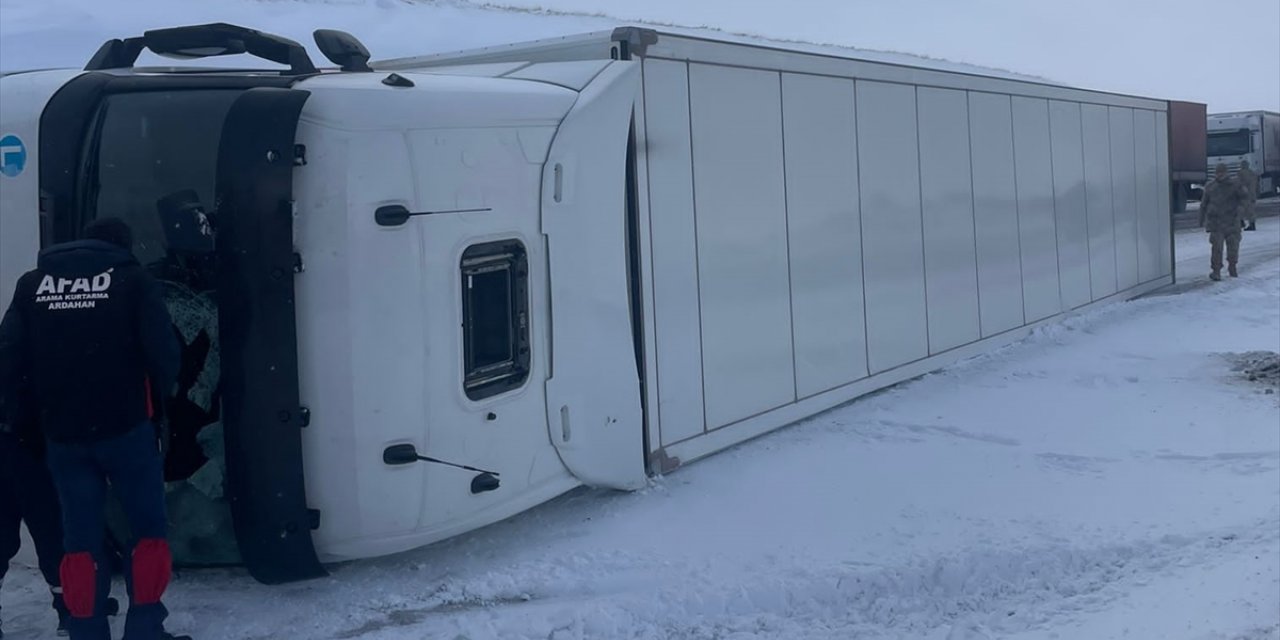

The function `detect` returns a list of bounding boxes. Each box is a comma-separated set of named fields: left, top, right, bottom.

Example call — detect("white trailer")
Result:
left=0, top=24, right=1174, bottom=584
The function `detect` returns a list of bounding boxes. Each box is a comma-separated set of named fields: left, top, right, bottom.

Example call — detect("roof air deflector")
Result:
left=84, top=23, right=318, bottom=75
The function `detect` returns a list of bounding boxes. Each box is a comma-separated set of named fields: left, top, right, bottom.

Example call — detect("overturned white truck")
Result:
left=0, top=24, right=1176, bottom=584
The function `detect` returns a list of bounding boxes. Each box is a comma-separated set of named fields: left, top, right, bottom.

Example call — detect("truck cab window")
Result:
left=85, top=90, right=240, bottom=275
left=461, top=240, right=530, bottom=400
left=1206, top=130, right=1251, bottom=157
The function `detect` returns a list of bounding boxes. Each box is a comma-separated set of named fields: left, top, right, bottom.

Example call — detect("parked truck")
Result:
left=1207, top=110, right=1280, bottom=197
left=1167, top=101, right=1207, bottom=212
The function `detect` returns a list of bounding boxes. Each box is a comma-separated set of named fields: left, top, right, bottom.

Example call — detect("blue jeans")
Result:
left=45, top=423, right=169, bottom=640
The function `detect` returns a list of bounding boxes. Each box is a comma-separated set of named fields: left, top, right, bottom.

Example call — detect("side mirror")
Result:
left=470, top=473, right=500, bottom=494
left=382, top=443, right=419, bottom=466
left=375, top=204, right=411, bottom=227
left=156, top=189, right=214, bottom=254
left=313, top=29, right=372, bottom=72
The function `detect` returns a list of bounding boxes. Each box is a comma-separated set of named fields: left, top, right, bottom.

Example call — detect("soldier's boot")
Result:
left=1210, top=269, right=1222, bottom=281
left=1228, top=263, right=1238, bottom=278
left=53, top=593, right=117, bottom=637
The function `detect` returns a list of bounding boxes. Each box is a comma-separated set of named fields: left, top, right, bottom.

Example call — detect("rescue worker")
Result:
left=0, top=383, right=71, bottom=637
left=0, top=218, right=181, bottom=640
left=2, top=376, right=123, bottom=639
left=1198, top=163, right=1248, bottom=280
left=1238, top=159, right=1259, bottom=231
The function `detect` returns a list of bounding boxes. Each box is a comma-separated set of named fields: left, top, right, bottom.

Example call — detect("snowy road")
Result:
left=5, top=224, right=1278, bottom=639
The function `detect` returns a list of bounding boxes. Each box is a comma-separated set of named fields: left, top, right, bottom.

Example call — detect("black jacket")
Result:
left=0, top=374, right=42, bottom=454
left=0, top=240, right=179, bottom=444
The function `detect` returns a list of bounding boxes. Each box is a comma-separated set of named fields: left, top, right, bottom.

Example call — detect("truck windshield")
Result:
left=82, top=89, right=244, bottom=566
left=1206, top=130, right=1251, bottom=157
left=85, top=90, right=241, bottom=268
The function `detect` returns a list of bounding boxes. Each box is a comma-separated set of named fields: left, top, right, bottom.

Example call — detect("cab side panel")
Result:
left=293, top=76, right=581, bottom=561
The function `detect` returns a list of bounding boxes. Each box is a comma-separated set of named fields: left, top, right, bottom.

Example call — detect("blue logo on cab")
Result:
left=1, top=134, right=28, bottom=178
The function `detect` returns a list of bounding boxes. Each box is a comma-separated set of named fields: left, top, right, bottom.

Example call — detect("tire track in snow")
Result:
left=338, top=516, right=1279, bottom=639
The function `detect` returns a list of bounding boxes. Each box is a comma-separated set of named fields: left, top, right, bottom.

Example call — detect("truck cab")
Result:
left=0, top=23, right=645, bottom=583
left=1207, top=110, right=1280, bottom=196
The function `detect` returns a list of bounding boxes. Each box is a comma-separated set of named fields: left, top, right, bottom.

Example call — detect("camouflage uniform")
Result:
left=1238, top=160, right=1258, bottom=227
left=1199, top=165, right=1247, bottom=279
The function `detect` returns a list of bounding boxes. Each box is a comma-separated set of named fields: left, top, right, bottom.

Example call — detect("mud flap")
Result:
left=215, top=87, right=325, bottom=584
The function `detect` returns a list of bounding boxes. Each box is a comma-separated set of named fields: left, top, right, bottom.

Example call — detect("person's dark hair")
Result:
left=83, top=217, right=133, bottom=250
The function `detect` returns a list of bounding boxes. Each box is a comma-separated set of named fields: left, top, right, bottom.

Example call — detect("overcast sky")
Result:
left=1, top=0, right=1274, bottom=112
left=493, top=0, right=1279, bottom=113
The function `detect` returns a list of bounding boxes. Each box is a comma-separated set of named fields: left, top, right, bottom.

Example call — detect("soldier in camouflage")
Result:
left=1238, top=159, right=1258, bottom=230
left=1199, top=163, right=1248, bottom=280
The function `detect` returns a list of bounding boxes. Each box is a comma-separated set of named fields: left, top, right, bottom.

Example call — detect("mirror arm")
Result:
left=382, top=444, right=500, bottom=476
left=375, top=204, right=492, bottom=227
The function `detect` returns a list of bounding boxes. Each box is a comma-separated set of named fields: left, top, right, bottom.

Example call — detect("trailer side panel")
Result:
left=1082, top=104, right=1118, bottom=298
left=638, top=58, right=706, bottom=447
left=856, top=80, right=929, bottom=372
left=688, top=63, right=795, bottom=429
left=969, top=92, right=1025, bottom=336
left=1012, top=96, right=1062, bottom=323
left=1134, top=108, right=1163, bottom=282
left=1109, top=107, right=1140, bottom=291
left=1048, top=100, right=1092, bottom=309
left=782, top=73, right=869, bottom=398
left=1155, top=111, right=1173, bottom=275
left=918, top=86, right=981, bottom=353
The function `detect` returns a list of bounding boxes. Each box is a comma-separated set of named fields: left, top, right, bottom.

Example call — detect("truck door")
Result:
left=542, top=62, right=648, bottom=490
left=35, top=73, right=324, bottom=585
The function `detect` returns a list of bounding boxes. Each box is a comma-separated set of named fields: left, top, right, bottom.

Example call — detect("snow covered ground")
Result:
left=4, top=224, right=1278, bottom=639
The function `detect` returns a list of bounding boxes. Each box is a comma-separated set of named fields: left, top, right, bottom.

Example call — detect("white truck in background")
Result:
left=1207, top=110, right=1280, bottom=197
